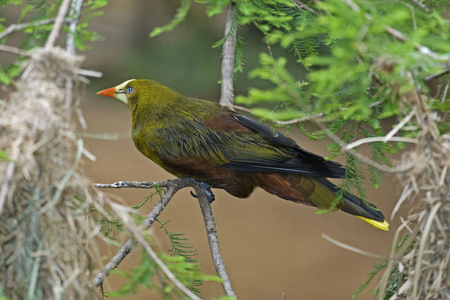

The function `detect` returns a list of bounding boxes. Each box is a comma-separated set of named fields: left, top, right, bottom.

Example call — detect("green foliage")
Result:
left=157, top=220, right=222, bottom=294
left=150, top=0, right=191, bottom=38
left=90, top=205, right=123, bottom=243
left=0, top=0, right=110, bottom=84
left=233, top=0, right=448, bottom=192
left=352, top=234, right=414, bottom=299
left=0, top=150, right=10, bottom=161
left=110, top=218, right=221, bottom=298
left=108, top=247, right=160, bottom=297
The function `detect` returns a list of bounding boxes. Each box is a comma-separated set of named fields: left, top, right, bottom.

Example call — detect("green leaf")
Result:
left=0, top=150, right=10, bottom=161
left=149, top=0, right=191, bottom=38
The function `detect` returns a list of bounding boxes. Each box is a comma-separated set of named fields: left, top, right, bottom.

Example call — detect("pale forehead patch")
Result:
left=114, top=79, right=136, bottom=104
left=115, top=79, right=136, bottom=91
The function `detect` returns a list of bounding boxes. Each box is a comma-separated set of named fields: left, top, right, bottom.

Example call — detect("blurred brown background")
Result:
left=80, top=1, right=401, bottom=299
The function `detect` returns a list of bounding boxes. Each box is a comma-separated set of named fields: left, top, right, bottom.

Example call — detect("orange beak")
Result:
left=96, top=87, right=117, bottom=98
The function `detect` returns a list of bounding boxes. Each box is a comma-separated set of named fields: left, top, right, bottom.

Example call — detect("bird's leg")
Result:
left=187, top=178, right=215, bottom=203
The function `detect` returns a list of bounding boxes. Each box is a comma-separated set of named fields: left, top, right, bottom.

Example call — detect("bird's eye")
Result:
left=127, top=87, right=132, bottom=93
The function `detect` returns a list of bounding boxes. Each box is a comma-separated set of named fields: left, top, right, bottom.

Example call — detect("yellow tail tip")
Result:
left=357, top=217, right=390, bottom=231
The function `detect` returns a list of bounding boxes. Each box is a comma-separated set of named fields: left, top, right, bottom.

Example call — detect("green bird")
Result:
left=97, top=79, right=389, bottom=231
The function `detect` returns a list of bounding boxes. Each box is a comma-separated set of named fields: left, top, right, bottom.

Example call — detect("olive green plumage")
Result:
left=97, top=79, right=389, bottom=231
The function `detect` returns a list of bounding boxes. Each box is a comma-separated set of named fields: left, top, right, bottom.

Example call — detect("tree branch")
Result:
left=93, top=179, right=189, bottom=287
left=65, top=0, right=85, bottom=116
left=93, top=178, right=236, bottom=298
left=220, top=3, right=237, bottom=107
left=107, top=198, right=201, bottom=300
left=45, top=0, right=72, bottom=49
left=194, top=185, right=236, bottom=298
left=0, top=18, right=60, bottom=40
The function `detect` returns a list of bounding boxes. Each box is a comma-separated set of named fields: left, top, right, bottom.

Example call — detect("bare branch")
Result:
left=220, top=3, right=237, bottom=108
left=94, top=178, right=236, bottom=298
left=93, top=179, right=189, bottom=287
left=383, top=109, right=416, bottom=143
left=290, top=0, right=318, bottom=15
left=409, top=0, right=430, bottom=12
left=275, top=113, right=325, bottom=125
left=76, top=68, right=103, bottom=78
left=0, top=45, right=29, bottom=56
left=0, top=161, right=16, bottom=215
left=272, top=101, right=382, bottom=126
left=104, top=194, right=201, bottom=300
left=45, top=0, right=72, bottom=49
left=0, top=135, right=24, bottom=216
left=338, top=0, right=445, bottom=61
left=321, top=234, right=385, bottom=259
left=385, top=26, right=448, bottom=60
left=194, top=185, right=236, bottom=298
left=341, top=0, right=361, bottom=12
left=0, top=18, right=58, bottom=40
left=320, top=124, right=415, bottom=173
left=135, top=228, right=201, bottom=300
left=344, top=136, right=418, bottom=151
left=65, top=0, right=85, bottom=115
left=66, top=0, right=84, bottom=55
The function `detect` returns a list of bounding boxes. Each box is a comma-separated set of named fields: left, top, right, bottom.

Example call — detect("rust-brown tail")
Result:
left=256, top=173, right=389, bottom=231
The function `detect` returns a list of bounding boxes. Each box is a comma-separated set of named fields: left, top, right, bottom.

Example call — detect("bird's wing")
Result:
left=203, top=109, right=346, bottom=178
left=146, top=108, right=345, bottom=179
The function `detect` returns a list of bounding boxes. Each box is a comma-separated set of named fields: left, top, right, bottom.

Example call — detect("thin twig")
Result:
left=290, top=0, right=318, bottom=15
left=109, top=199, right=200, bottom=300
left=45, top=0, right=72, bottom=49
left=344, top=136, right=418, bottom=150
left=274, top=79, right=414, bottom=173
left=220, top=3, right=237, bottom=108
left=385, top=26, right=447, bottom=60
left=322, top=234, right=385, bottom=259
left=93, top=179, right=186, bottom=286
left=377, top=217, right=422, bottom=299
left=0, top=45, right=29, bottom=56
left=341, top=0, right=361, bottom=12
left=411, top=202, right=442, bottom=299
left=76, top=68, right=103, bottom=78
left=441, top=76, right=449, bottom=104
left=322, top=124, right=415, bottom=173
left=383, top=109, right=416, bottom=143
left=339, top=0, right=445, bottom=60
left=272, top=101, right=382, bottom=125
left=0, top=161, right=16, bottom=215
left=93, top=178, right=236, bottom=298
left=275, top=113, right=325, bottom=125
left=0, top=18, right=59, bottom=40
left=409, top=0, right=430, bottom=12
left=194, top=185, right=236, bottom=298
left=66, top=0, right=84, bottom=55
left=65, top=0, right=84, bottom=114
left=0, top=135, right=24, bottom=216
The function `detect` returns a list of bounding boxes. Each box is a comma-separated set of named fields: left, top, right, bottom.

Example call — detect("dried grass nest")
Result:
left=0, top=47, right=101, bottom=300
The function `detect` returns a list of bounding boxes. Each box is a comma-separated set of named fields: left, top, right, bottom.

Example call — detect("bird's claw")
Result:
left=188, top=179, right=215, bottom=203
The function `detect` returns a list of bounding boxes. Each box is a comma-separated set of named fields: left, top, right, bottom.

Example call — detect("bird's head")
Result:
left=97, top=79, right=183, bottom=110
left=96, top=79, right=138, bottom=105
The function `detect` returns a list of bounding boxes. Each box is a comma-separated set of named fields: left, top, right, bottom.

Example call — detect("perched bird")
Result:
left=97, top=79, right=389, bottom=231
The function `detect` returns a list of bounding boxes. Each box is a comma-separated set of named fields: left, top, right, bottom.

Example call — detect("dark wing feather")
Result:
left=223, top=114, right=346, bottom=178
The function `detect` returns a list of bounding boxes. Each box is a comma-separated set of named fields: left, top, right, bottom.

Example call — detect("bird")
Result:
left=97, top=79, right=389, bottom=231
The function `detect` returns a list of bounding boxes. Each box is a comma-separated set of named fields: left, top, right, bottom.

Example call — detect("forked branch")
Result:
left=93, top=178, right=235, bottom=298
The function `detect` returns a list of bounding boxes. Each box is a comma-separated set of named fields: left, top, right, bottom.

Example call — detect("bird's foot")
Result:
left=187, top=179, right=215, bottom=203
